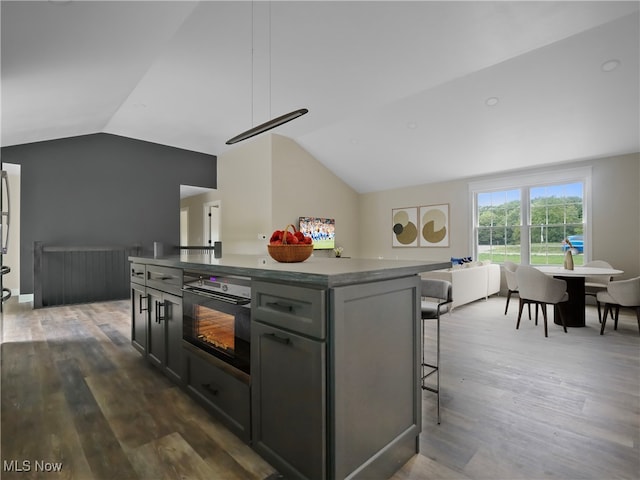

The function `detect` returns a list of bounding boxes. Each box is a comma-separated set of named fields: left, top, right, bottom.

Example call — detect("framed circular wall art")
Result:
left=391, top=207, right=418, bottom=247
left=419, top=204, right=449, bottom=247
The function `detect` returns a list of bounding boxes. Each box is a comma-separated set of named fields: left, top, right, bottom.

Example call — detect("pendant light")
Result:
left=226, top=2, right=308, bottom=145
left=226, top=108, right=308, bottom=145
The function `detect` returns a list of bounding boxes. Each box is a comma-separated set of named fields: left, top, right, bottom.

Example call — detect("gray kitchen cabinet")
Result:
left=183, top=342, right=251, bottom=442
left=251, top=275, right=421, bottom=480
left=130, top=263, right=147, bottom=354
left=130, top=282, right=147, bottom=354
left=130, top=255, right=440, bottom=480
left=251, top=320, right=326, bottom=480
left=130, top=263, right=183, bottom=384
left=147, top=287, right=183, bottom=384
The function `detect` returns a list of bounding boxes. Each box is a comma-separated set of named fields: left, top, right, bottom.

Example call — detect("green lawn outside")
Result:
left=477, top=243, right=584, bottom=266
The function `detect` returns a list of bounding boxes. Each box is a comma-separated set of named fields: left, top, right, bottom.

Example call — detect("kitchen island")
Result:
left=129, top=253, right=449, bottom=480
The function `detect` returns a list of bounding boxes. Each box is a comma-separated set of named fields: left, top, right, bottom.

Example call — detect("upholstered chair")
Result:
left=515, top=265, right=568, bottom=337
left=583, top=260, right=614, bottom=323
left=421, top=278, right=452, bottom=424
left=596, top=276, right=640, bottom=335
left=503, top=261, right=531, bottom=319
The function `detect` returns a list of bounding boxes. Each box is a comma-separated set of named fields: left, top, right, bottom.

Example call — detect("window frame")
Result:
left=469, top=166, right=592, bottom=265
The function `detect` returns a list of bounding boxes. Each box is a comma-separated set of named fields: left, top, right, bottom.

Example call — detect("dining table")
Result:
left=535, top=266, right=624, bottom=327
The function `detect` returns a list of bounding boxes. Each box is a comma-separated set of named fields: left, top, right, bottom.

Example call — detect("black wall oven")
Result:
left=182, top=272, right=251, bottom=375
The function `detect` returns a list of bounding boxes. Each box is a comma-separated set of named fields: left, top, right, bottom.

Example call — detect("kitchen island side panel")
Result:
left=330, top=275, right=421, bottom=479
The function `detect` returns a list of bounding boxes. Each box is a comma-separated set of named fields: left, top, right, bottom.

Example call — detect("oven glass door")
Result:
left=183, top=290, right=251, bottom=374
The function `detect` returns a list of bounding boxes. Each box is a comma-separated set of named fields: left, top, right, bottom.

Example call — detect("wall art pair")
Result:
left=392, top=204, right=449, bottom=247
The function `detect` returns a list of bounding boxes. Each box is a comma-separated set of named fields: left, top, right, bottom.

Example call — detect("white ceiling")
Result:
left=2, top=1, right=639, bottom=194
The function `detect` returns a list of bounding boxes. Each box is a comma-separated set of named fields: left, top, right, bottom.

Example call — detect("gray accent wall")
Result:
left=1, top=133, right=216, bottom=294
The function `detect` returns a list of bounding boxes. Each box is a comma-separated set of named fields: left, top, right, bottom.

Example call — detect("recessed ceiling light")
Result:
left=601, top=59, right=620, bottom=72
left=485, top=97, right=499, bottom=107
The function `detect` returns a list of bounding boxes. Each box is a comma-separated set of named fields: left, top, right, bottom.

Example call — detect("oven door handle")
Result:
left=182, top=287, right=251, bottom=305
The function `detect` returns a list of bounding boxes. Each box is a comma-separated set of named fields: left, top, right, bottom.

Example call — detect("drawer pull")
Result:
left=266, top=301, right=294, bottom=313
left=264, top=333, right=291, bottom=345
left=132, top=271, right=144, bottom=277
left=150, top=274, right=173, bottom=281
left=202, top=383, right=219, bottom=396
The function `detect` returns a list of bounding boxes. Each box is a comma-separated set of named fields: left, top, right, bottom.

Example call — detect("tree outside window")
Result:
left=477, top=189, right=521, bottom=264
left=475, top=181, right=584, bottom=265
left=529, top=182, right=583, bottom=265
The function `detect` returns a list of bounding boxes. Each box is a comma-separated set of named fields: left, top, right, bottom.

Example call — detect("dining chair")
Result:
left=420, top=278, right=452, bottom=424
left=515, top=265, right=568, bottom=337
left=596, top=276, right=640, bottom=335
left=503, top=261, right=531, bottom=319
left=583, top=260, right=614, bottom=323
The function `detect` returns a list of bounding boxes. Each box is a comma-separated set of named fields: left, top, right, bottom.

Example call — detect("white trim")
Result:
left=469, top=166, right=592, bottom=265
left=468, top=166, right=592, bottom=192
left=19, top=293, right=34, bottom=303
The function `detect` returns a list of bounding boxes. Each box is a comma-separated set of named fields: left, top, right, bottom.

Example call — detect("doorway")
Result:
left=204, top=201, right=221, bottom=246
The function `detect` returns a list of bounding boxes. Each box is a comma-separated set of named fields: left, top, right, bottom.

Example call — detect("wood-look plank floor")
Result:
left=2, top=296, right=639, bottom=479
left=1, top=299, right=276, bottom=480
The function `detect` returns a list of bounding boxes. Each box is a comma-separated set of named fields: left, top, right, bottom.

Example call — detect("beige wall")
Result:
left=217, top=135, right=273, bottom=255
left=180, top=190, right=221, bottom=246
left=216, top=135, right=638, bottom=279
left=215, top=134, right=360, bottom=257
left=358, top=153, right=640, bottom=279
left=271, top=134, right=359, bottom=258
left=589, top=153, right=640, bottom=279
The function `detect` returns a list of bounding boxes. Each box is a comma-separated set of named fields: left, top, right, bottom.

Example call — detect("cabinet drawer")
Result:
left=252, top=281, right=326, bottom=339
left=146, top=265, right=182, bottom=295
left=184, top=347, right=250, bottom=441
left=130, top=263, right=146, bottom=286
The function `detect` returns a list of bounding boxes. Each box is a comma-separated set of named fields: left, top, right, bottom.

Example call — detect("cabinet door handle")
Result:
left=132, top=270, right=144, bottom=277
left=156, top=301, right=166, bottom=323
left=266, top=301, right=293, bottom=313
left=202, top=383, right=219, bottom=396
left=139, top=294, right=148, bottom=314
left=264, top=333, right=291, bottom=345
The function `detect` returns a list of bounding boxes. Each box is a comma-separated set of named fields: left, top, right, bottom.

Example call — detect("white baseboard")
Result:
left=18, top=293, right=34, bottom=303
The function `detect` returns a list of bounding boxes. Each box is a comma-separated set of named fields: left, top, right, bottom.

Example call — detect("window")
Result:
left=477, top=189, right=521, bottom=264
left=470, top=168, right=591, bottom=266
left=529, top=182, right=584, bottom=265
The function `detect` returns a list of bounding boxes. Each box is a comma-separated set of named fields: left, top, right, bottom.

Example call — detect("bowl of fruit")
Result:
left=268, top=224, right=314, bottom=263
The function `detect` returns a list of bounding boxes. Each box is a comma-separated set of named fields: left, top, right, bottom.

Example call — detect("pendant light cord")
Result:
left=225, top=0, right=308, bottom=146
left=251, top=1, right=254, bottom=127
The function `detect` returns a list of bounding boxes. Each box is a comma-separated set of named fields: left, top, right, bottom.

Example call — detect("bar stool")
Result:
left=420, top=278, right=452, bottom=424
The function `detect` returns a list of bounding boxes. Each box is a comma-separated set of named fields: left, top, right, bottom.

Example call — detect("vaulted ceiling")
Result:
left=2, top=1, right=639, bottom=193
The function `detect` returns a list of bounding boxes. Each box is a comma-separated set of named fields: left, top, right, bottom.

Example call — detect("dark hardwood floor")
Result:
left=2, top=295, right=638, bottom=479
